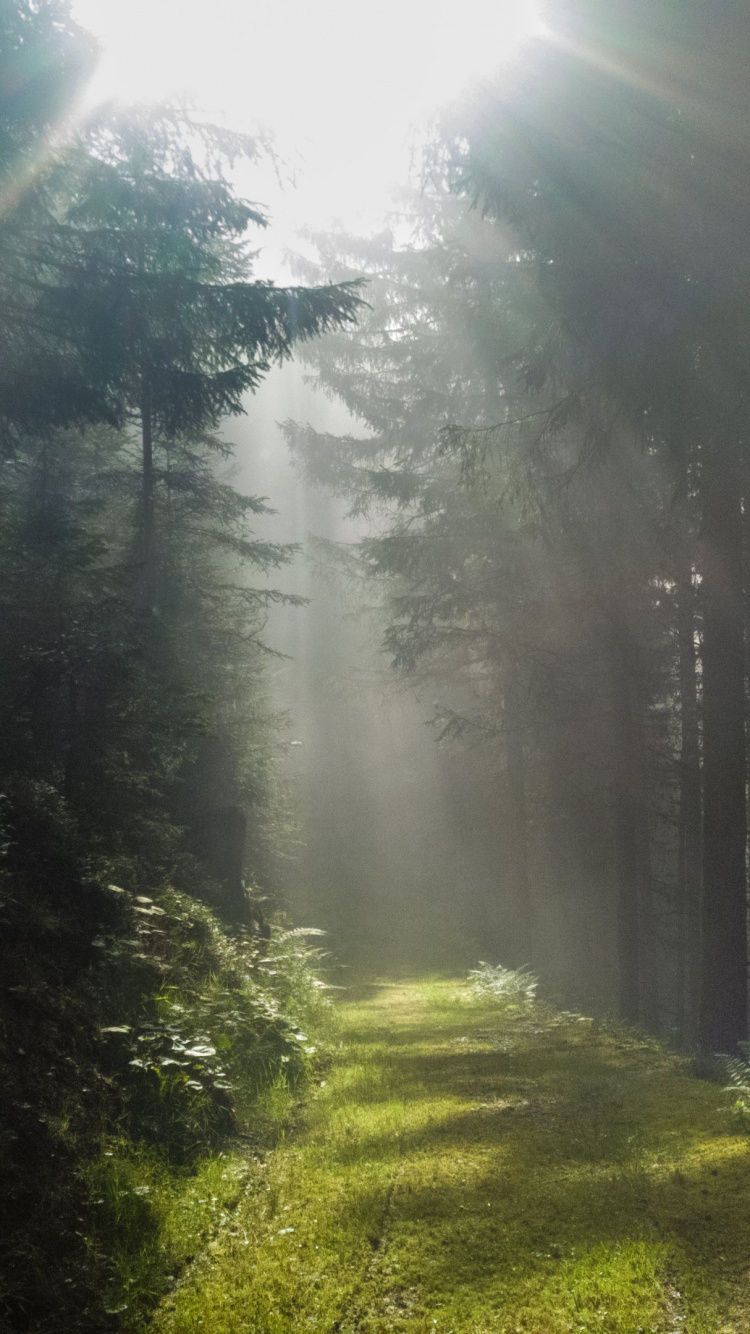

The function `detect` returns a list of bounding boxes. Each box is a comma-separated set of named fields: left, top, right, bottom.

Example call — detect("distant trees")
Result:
left=285, top=201, right=671, bottom=999
left=449, top=0, right=750, bottom=1050
left=286, top=2, right=750, bottom=1050
left=283, top=207, right=536, bottom=964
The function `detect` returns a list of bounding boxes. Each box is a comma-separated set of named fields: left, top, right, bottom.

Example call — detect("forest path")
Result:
left=155, top=979, right=750, bottom=1333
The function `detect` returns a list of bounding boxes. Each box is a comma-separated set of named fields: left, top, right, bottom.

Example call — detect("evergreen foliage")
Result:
left=277, top=0, right=750, bottom=1059
left=446, top=0, right=750, bottom=1051
left=285, top=190, right=678, bottom=1018
left=0, top=3, right=362, bottom=1328
left=7, top=0, right=750, bottom=1325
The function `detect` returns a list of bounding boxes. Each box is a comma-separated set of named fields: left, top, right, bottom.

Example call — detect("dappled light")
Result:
left=3, top=2, right=750, bottom=1330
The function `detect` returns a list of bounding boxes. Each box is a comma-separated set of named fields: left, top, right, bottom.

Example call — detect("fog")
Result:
left=49, top=0, right=722, bottom=1033
left=64, top=0, right=620, bottom=997
left=233, top=368, right=498, bottom=972
left=7, top=7, right=750, bottom=1328
left=64, top=0, right=549, bottom=976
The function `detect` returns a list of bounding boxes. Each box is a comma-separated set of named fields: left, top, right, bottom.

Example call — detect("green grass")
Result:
left=152, top=978, right=750, bottom=1333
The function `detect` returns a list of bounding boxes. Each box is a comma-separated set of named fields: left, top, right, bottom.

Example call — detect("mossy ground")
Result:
left=154, top=979, right=750, bottom=1333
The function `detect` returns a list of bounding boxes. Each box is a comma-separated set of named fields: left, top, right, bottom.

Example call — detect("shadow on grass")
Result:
left=327, top=1101, right=750, bottom=1326
left=317, top=995, right=750, bottom=1327
left=326, top=1026, right=690, bottom=1134
left=333, top=981, right=391, bottom=1005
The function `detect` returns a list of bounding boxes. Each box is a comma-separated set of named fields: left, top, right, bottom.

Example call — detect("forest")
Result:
left=3, top=1, right=750, bottom=1331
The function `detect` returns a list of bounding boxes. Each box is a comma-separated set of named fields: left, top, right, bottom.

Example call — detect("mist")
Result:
left=4, top=4, right=750, bottom=1328
left=234, top=368, right=495, bottom=973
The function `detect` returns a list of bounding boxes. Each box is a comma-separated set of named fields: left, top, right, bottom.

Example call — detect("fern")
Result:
left=723, top=1042, right=750, bottom=1125
left=467, top=962, right=539, bottom=1006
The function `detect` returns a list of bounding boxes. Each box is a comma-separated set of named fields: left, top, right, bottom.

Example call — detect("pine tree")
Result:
left=286, top=123, right=720, bottom=1028
left=48, top=105, right=363, bottom=607
left=0, top=0, right=103, bottom=450
left=449, top=0, right=750, bottom=1048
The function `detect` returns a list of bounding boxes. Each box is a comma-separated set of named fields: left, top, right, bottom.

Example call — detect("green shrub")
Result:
left=0, top=824, right=332, bottom=1334
left=92, top=891, right=332, bottom=1158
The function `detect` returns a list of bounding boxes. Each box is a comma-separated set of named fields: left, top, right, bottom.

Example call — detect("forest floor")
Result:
left=154, top=979, right=750, bottom=1333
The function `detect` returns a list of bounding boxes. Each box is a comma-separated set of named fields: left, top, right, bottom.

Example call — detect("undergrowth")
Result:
left=0, top=848, right=333, bottom=1334
left=723, top=1042, right=750, bottom=1126
left=467, top=960, right=539, bottom=1006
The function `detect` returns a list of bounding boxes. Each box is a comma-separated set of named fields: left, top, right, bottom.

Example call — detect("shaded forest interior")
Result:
left=4, top=1, right=750, bottom=1330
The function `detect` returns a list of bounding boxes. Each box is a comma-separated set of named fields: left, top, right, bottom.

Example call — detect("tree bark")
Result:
left=699, top=438, right=747, bottom=1051
left=503, top=651, right=533, bottom=962
left=141, top=377, right=156, bottom=612
left=675, top=472, right=702, bottom=1049
left=609, top=624, right=642, bottom=1025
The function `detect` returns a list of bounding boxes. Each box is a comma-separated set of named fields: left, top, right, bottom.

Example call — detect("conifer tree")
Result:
left=47, top=106, right=363, bottom=606
left=286, top=184, right=682, bottom=1027
left=0, top=0, right=102, bottom=449
left=449, top=0, right=750, bottom=1048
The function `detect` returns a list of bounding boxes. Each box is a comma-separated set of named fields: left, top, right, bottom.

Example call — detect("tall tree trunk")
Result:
left=675, top=471, right=702, bottom=1049
left=609, top=622, right=641, bottom=1025
left=699, top=438, right=747, bottom=1051
left=744, top=481, right=750, bottom=1014
left=503, top=651, right=533, bottom=962
left=141, top=378, right=156, bottom=611
left=63, top=672, right=78, bottom=806
left=638, top=809, right=659, bottom=1036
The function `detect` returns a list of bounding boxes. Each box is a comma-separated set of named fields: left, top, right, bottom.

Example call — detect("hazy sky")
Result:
left=70, top=0, right=539, bottom=263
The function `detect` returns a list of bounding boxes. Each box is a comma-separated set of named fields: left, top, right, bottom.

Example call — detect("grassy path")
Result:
left=155, top=979, right=750, bottom=1333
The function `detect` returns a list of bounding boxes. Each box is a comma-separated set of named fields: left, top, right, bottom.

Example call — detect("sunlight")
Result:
left=6, top=3, right=750, bottom=1325
left=70, top=0, right=540, bottom=229
left=73, top=0, right=539, bottom=116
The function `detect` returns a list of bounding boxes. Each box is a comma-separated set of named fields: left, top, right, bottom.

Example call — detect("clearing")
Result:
left=155, top=979, right=750, bottom=1333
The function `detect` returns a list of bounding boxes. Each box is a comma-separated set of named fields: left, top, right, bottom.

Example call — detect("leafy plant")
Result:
left=723, top=1042, right=750, bottom=1125
left=92, top=891, right=331, bottom=1161
left=467, top=961, right=539, bottom=1006
left=256, top=925, right=334, bottom=1032
left=70, top=898, right=335, bottom=1329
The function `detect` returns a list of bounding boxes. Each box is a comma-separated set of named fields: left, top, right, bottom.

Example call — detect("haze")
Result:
left=6, top=3, right=750, bottom=1328
left=71, top=0, right=539, bottom=238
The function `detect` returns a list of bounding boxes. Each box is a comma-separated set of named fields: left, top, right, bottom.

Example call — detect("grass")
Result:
left=73, top=1068, right=314, bottom=1329
left=19, top=911, right=336, bottom=1334
left=152, top=978, right=750, bottom=1333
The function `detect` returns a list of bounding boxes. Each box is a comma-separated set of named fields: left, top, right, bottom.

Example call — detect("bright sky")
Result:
left=70, top=0, right=538, bottom=266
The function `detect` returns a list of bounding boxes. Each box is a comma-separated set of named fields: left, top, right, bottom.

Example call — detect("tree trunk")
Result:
left=63, top=672, right=78, bottom=806
left=699, top=438, right=747, bottom=1051
left=675, top=475, right=702, bottom=1049
left=609, top=623, right=641, bottom=1025
left=141, top=378, right=156, bottom=611
left=503, top=652, right=533, bottom=962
